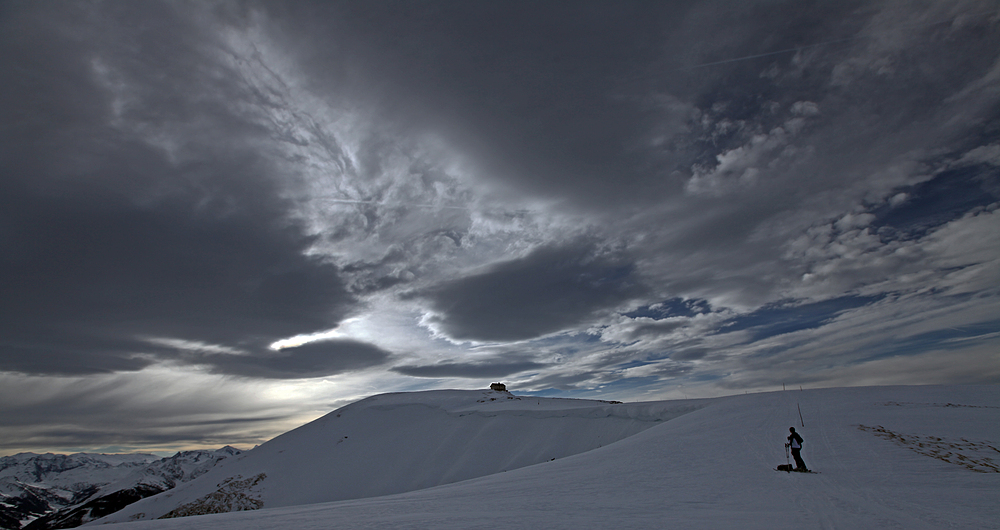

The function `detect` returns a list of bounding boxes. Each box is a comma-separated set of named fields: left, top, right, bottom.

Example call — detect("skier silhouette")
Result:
left=786, top=427, right=807, bottom=471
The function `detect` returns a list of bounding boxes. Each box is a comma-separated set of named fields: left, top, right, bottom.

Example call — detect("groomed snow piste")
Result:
left=89, top=385, right=998, bottom=529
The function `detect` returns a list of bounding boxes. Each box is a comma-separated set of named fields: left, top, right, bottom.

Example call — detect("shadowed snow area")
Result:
left=89, top=386, right=999, bottom=529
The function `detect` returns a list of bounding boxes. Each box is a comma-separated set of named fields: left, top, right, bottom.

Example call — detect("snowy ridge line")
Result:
left=377, top=402, right=702, bottom=422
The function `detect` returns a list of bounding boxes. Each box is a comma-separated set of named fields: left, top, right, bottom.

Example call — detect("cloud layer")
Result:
left=412, top=240, right=644, bottom=342
left=1, top=0, right=998, bottom=454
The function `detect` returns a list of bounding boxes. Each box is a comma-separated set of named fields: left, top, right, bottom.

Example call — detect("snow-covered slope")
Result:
left=93, top=389, right=700, bottom=523
left=89, top=385, right=999, bottom=529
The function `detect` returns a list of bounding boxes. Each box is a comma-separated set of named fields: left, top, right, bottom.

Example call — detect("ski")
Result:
left=775, top=466, right=819, bottom=473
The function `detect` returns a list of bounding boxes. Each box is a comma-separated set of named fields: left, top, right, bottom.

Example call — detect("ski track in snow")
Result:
left=84, top=386, right=999, bottom=529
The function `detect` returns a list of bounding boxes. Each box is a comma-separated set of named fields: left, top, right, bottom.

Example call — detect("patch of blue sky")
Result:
left=718, top=295, right=880, bottom=342
left=872, top=163, right=999, bottom=239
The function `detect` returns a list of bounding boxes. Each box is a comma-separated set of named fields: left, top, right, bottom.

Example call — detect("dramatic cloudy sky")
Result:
left=2, top=0, right=999, bottom=455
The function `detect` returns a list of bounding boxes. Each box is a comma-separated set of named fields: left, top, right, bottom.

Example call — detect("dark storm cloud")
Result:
left=193, top=340, right=392, bottom=379
left=266, top=0, right=699, bottom=208
left=411, top=240, right=645, bottom=342
left=0, top=2, right=387, bottom=378
left=391, top=359, right=548, bottom=379
left=269, top=0, right=1000, bottom=316
left=0, top=184, right=359, bottom=376
left=271, top=0, right=998, bottom=215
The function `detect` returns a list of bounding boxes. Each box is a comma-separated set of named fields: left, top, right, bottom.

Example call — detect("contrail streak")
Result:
left=683, top=37, right=856, bottom=69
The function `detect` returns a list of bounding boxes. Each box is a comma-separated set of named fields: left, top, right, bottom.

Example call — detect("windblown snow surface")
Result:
left=90, top=386, right=997, bottom=529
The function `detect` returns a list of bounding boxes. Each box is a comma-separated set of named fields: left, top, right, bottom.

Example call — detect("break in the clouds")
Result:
left=391, top=356, right=550, bottom=379
left=1, top=0, right=999, bottom=455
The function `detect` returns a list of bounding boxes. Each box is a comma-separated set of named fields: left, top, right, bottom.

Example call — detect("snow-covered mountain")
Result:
left=0, top=453, right=157, bottom=529
left=93, top=389, right=693, bottom=523
left=23, top=447, right=241, bottom=530
left=0, top=448, right=240, bottom=530
left=87, top=385, right=999, bottom=529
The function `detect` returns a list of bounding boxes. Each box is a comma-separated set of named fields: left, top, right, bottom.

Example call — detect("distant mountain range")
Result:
left=0, top=447, right=240, bottom=530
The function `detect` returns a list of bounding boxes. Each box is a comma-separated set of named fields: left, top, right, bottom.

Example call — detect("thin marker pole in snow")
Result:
left=797, top=403, right=804, bottom=427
